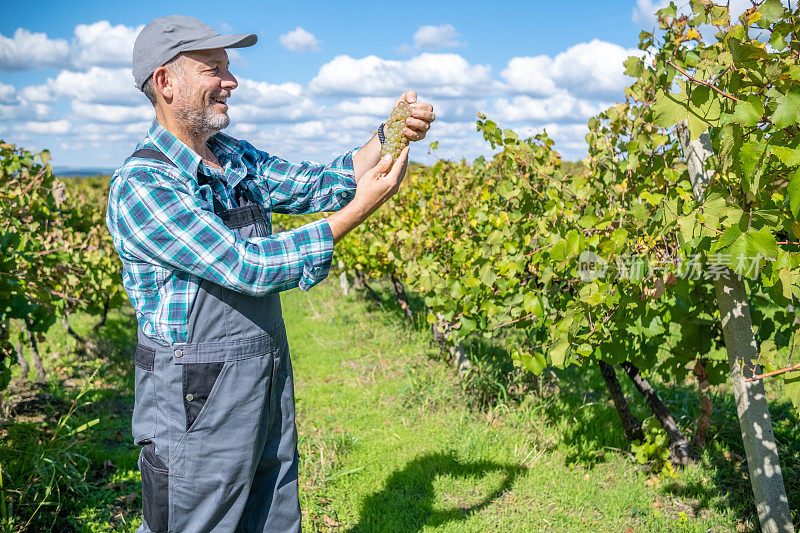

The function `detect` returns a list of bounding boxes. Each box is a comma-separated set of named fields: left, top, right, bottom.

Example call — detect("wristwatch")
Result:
left=377, top=122, right=386, bottom=145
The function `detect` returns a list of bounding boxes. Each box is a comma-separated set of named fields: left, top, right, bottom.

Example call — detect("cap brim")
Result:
left=182, top=32, right=258, bottom=52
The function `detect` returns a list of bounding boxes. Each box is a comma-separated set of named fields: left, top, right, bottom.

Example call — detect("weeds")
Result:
left=1, top=370, right=99, bottom=531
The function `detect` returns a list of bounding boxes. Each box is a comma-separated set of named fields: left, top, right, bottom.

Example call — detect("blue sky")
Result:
left=1, top=0, right=672, bottom=170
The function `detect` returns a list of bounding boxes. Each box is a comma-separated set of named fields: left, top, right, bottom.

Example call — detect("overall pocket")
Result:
left=132, top=345, right=157, bottom=444
left=139, top=442, right=169, bottom=532
left=181, top=361, right=225, bottom=432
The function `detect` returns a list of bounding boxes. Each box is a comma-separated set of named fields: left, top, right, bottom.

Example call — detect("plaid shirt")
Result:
left=106, top=119, right=357, bottom=345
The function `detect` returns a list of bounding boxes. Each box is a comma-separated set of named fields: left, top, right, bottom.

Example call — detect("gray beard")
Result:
left=173, top=94, right=230, bottom=141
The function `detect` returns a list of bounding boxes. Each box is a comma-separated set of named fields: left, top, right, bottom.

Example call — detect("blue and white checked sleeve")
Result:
left=112, top=169, right=333, bottom=294
left=238, top=140, right=358, bottom=215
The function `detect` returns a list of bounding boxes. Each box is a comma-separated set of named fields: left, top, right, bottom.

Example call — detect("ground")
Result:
left=3, top=277, right=793, bottom=531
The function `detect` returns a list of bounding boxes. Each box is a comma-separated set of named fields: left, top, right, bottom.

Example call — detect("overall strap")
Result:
left=130, top=147, right=228, bottom=214
left=131, top=148, right=174, bottom=166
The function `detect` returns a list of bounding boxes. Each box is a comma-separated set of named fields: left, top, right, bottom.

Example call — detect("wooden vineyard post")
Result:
left=677, top=123, right=793, bottom=533
left=338, top=260, right=349, bottom=296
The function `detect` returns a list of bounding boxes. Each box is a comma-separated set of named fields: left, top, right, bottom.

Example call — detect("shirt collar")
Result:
left=147, top=119, right=247, bottom=188
left=148, top=119, right=202, bottom=183
left=207, top=133, right=247, bottom=188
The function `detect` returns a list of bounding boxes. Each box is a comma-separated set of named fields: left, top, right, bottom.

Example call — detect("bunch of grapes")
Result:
left=380, top=101, right=411, bottom=160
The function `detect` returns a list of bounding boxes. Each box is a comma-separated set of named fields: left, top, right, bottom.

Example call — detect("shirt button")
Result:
left=174, top=349, right=183, bottom=358
left=185, top=393, right=194, bottom=402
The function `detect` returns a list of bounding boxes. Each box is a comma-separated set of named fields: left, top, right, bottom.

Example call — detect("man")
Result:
left=105, top=15, right=435, bottom=532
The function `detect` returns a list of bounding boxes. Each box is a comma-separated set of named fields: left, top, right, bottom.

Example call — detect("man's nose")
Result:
left=221, top=69, right=238, bottom=91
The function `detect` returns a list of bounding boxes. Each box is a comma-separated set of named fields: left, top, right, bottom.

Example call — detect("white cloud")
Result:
left=0, top=85, right=51, bottom=120
left=395, top=43, right=415, bottom=56
left=0, top=82, right=16, bottom=104
left=501, top=56, right=558, bottom=96
left=502, top=40, right=640, bottom=100
left=310, top=55, right=400, bottom=95
left=413, top=24, right=465, bottom=50
left=426, top=97, right=487, bottom=122
left=19, top=84, right=56, bottom=103
left=283, top=121, right=326, bottom=139
left=310, top=53, right=497, bottom=98
left=0, top=28, right=70, bottom=71
left=228, top=103, right=319, bottom=123
left=71, top=101, right=153, bottom=123
left=278, top=27, right=321, bottom=52
left=18, top=120, right=71, bottom=135
left=0, top=25, right=641, bottom=168
left=233, top=79, right=305, bottom=107
left=549, top=40, right=641, bottom=99
left=48, top=67, right=141, bottom=105
left=228, top=78, right=318, bottom=123
left=492, top=93, right=610, bottom=123
left=230, top=123, right=259, bottom=135
left=335, top=97, right=396, bottom=117
left=71, top=21, right=142, bottom=69
left=631, top=0, right=669, bottom=28
left=227, top=48, right=248, bottom=68
left=0, top=21, right=141, bottom=72
left=80, top=120, right=150, bottom=138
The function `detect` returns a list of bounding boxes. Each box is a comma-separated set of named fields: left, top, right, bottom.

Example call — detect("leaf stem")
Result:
left=745, top=361, right=800, bottom=382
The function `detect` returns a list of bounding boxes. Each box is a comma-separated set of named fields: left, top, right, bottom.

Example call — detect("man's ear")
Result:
left=152, top=66, right=174, bottom=101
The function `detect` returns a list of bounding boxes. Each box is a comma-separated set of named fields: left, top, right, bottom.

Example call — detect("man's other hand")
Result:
left=325, top=147, right=409, bottom=244
left=397, top=90, right=435, bottom=142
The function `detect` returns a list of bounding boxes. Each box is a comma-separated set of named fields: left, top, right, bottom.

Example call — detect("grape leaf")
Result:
left=624, top=56, right=644, bottom=77
left=550, top=339, right=570, bottom=367
left=758, top=0, right=785, bottom=24
left=688, top=86, right=722, bottom=139
left=718, top=228, right=779, bottom=277
left=772, top=146, right=800, bottom=167
left=479, top=263, right=497, bottom=287
left=788, top=168, right=800, bottom=217
left=772, top=91, right=800, bottom=129
left=733, top=96, right=764, bottom=127
left=652, top=91, right=686, bottom=128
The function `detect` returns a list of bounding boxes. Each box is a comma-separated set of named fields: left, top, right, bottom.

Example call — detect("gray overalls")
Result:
left=129, top=148, right=301, bottom=532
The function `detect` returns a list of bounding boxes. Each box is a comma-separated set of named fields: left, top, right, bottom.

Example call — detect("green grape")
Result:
left=380, top=100, right=412, bottom=161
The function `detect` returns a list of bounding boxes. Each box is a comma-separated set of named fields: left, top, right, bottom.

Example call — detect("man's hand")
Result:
left=397, top=90, right=435, bottom=142
left=326, top=147, right=409, bottom=244
left=352, top=89, right=435, bottom=182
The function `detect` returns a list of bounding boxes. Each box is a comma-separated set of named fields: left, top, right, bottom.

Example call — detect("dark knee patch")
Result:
left=140, top=442, right=169, bottom=532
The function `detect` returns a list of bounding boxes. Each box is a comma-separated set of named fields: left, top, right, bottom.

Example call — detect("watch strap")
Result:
left=377, top=122, right=386, bottom=145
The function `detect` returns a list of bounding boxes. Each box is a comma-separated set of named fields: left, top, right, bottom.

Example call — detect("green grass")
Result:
left=1, top=307, right=142, bottom=532
left=287, top=281, right=759, bottom=532
left=2, top=277, right=797, bottom=531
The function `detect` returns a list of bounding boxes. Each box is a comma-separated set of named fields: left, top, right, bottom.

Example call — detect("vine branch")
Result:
left=667, top=59, right=742, bottom=102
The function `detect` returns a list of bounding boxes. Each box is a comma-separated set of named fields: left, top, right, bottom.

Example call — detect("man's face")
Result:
left=170, top=49, right=237, bottom=137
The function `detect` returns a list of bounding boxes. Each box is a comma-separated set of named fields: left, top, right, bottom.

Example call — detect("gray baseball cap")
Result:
left=132, top=15, right=257, bottom=89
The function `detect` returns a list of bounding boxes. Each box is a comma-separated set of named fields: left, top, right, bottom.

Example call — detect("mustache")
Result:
left=210, top=91, right=231, bottom=100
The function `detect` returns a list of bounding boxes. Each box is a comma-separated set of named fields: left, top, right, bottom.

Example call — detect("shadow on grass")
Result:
left=347, top=451, right=524, bottom=533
